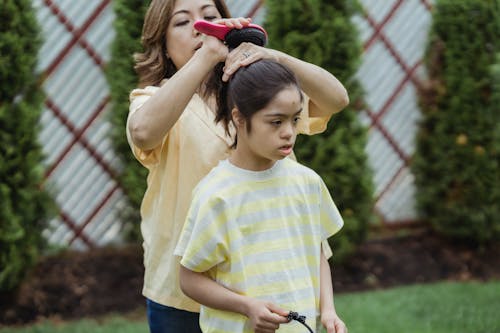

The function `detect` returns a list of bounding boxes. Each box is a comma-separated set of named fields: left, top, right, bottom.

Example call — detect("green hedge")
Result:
left=106, top=0, right=149, bottom=241
left=0, top=0, right=55, bottom=292
left=413, top=0, right=500, bottom=245
left=264, top=0, right=375, bottom=262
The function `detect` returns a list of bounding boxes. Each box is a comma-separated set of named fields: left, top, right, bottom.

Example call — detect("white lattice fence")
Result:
left=354, top=0, right=433, bottom=225
left=34, top=0, right=433, bottom=249
left=35, top=0, right=123, bottom=249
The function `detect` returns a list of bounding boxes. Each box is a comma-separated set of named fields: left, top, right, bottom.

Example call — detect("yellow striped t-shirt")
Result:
left=175, top=157, right=343, bottom=333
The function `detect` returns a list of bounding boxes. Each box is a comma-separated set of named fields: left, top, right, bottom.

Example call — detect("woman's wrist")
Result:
left=193, top=48, right=224, bottom=70
left=267, top=48, right=286, bottom=64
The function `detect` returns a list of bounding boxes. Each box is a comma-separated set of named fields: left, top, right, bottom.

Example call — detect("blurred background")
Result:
left=31, top=0, right=430, bottom=249
left=1, top=0, right=498, bottom=332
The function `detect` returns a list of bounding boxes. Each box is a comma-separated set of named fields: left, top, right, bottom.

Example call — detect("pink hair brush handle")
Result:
left=194, top=20, right=233, bottom=40
left=194, top=20, right=267, bottom=49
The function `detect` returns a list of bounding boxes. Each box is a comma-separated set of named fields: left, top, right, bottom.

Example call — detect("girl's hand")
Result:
left=321, top=311, right=348, bottom=333
left=245, top=298, right=289, bottom=333
left=222, top=43, right=280, bottom=82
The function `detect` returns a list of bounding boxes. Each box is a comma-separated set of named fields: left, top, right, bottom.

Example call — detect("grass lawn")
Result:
left=1, top=281, right=498, bottom=333
left=334, top=281, right=499, bottom=333
left=0, top=316, right=148, bottom=333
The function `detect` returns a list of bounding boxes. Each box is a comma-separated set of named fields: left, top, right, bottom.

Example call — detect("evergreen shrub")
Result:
left=413, top=0, right=500, bottom=245
left=106, top=0, right=149, bottom=241
left=265, top=0, right=375, bottom=261
left=0, top=0, right=55, bottom=292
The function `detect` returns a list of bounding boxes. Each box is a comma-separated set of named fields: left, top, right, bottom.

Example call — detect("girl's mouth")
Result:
left=279, top=145, right=293, bottom=156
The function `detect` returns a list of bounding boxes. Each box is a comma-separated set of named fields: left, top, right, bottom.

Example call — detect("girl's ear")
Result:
left=231, top=107, right=245, bottom=128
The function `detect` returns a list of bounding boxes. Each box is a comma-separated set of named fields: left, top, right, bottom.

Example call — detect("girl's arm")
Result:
left=179, top=265, right=289, bottom=332
left=320, top=248, right=348, bottom=333
left=222, top=45, right=349, bottom=119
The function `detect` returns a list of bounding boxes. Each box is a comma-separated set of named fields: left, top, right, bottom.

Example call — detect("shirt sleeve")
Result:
left=296, top=93, right=333, bottom=136
left=175, top=193, right=228, bottom=273
left=321, top=240, right=333, bottom=259
left=318, top=178, right=344, bottom=241
left=126, top=86, right=163, bottom=167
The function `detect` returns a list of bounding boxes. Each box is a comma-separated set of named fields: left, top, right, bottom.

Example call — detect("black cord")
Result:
left=287, top=311, right=314, bottom=333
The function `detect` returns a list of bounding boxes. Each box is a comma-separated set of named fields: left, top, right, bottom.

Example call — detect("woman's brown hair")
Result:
left=134, top=0, right=231, bottom=88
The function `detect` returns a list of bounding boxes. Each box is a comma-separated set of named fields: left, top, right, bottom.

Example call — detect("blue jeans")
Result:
left=146, top=299, right=202, bottom=333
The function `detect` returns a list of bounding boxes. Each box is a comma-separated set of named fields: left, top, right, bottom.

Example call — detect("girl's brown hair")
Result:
left=134, top=0, right=231, bottom=88
left=216, top=59, right=303, bottom=148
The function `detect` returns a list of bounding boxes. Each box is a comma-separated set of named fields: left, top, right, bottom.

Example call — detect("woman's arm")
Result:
left=319, top=249, right=348, bottom=333
left=275, top=51, right=349, bottom=118
left=128, top=17, right=252, bottom=151
left=128, top=36, right=226, bottom=151
left=222, top=44, right=349, bottom=119
left=179, top=265, right=289, bottom=332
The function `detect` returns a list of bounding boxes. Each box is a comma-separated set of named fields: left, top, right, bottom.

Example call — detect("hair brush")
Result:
left=194, top=20, right=267, bottom=50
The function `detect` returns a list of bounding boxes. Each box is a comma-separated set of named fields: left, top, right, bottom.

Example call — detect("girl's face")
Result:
left=166, top=0, right=221, bottom=70
left=234, top=86, right=303, bottom=171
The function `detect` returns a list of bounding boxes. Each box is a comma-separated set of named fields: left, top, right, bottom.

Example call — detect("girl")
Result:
left=175, top=59, right=347, bottom=333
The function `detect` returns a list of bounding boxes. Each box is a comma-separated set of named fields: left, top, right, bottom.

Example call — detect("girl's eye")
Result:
left=204, top=15, right=217, bottom=21
left=271, top=120, right=282, bottom=126
left=293, top=116, right=301, bottom=124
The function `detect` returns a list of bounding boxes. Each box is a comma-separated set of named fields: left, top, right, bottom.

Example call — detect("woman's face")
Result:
left=166, top=0, right=222, bottom=70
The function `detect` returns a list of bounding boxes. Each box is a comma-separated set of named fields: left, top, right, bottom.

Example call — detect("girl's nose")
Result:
left=281, top=123, right=295, bottom=139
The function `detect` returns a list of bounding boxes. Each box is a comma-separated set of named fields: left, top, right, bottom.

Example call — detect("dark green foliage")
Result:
left=265, top=0, right=375, bottom=261
left=0, top=0, right=55, bottom=291
left=413, top=0, right=500, bottom=245
left=106, top=0, right=149, bottom=241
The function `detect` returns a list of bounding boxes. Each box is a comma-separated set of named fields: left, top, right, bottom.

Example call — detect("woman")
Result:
left=126, top=0, right=349, bottom=332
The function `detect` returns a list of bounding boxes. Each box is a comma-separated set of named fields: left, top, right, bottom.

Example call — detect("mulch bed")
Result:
left=1, top=228, right=498, bottom=325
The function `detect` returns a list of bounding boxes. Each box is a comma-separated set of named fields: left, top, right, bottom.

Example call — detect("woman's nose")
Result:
left=192, top=26, right=201, bottom=37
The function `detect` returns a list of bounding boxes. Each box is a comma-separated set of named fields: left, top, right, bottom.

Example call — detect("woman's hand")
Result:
left=214, top=17, right=252, bottom=29
left=205, top=17, right=273, bottom=82
left=222, top=43, right=279, bottom=81
left=197, top=32, right=228, bottom=64
left=197, top=17, right=253, bottom=66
